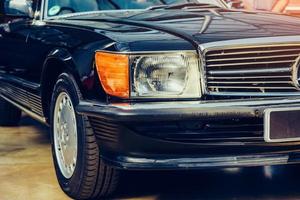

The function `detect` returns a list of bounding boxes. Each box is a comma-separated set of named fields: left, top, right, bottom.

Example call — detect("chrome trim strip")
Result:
left=105, top=154, right=290, bottom=169
left=40, top=0, right=46, bottom=20
left=208, top=86, right=295, bottom=89
left=207, top=60, right=295, bottom=67
left=0, top=94, right=47, bottom=124
left=207, top=54, right=299, bottom=62
left=209, top=92, right=300, bottom=96
left=200, top=36, right=300, bottom=51
left=209, top=81, right=291, bottom=84
left=207, top=67, right=291, bottom=75
left=206, top=48, right=300, bottom=57
left=198, top=47, right=207, bottom=95
left=207, top=75, right=291, bottom=80
left=78, top=97, right=300, bottom=111
left=208, top=80, right=294, bottom=84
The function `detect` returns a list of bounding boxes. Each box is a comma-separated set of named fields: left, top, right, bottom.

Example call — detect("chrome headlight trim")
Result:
left=129, top=51, right=202, bottom=99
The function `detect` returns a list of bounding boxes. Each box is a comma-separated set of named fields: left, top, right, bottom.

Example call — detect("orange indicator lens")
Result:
left=95, top=52, right=129, bottom=98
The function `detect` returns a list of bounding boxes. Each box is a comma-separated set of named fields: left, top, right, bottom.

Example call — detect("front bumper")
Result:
left=76, top=97, right=300, bottom=170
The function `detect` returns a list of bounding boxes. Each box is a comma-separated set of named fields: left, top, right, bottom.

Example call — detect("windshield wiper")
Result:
left=148, top=3, right=219, bottom=10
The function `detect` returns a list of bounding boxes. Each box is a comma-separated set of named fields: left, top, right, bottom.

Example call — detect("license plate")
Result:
left=264, top=107, right=300, bottom=142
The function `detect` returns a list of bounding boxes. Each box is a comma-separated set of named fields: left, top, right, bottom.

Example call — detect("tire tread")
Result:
left=51, top=73, right=119, bottom=200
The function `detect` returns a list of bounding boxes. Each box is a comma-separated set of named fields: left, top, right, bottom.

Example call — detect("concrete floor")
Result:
left=1, top=116, right=300, bottom=200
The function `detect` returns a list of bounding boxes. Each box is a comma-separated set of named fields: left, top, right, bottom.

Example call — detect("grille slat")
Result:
left=207, top=54, right=299, bottom=62
left=205, top=44, right=300, bottom=94
left=207, top=60, right=295, bottom=68
left=207, top=75, right=291, bottom=80
left=206, top=48, right=300, bottom=57
left=209, top=81, right=292, bottom=84
left=206, top=45, right=300, bottom=57
left=208, top=86, right=295, bottom=89
left=208, top=67, right=291, bottom=75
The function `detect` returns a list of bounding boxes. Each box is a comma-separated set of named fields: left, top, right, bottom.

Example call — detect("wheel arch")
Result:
left=41, top=48, right=84, bottom=123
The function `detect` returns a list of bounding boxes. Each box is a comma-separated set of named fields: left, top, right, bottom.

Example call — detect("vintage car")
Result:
left=2, top=0, right=300, bottom=199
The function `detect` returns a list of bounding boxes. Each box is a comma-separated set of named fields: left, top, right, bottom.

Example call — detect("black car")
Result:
left=2, top=0, right=300, bottom=199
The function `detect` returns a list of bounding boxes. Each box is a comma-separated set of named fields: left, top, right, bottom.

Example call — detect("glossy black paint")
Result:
left=2, top=3, right=300, bottom=117
left=2, top=0, right=300, bottom=169
left=0, top=4, right=299, bottom=100
left=80, top=99, right=300, bottom=169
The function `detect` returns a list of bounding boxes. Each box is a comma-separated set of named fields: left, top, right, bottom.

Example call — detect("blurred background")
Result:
left=225, top=0, right=300, bottom=16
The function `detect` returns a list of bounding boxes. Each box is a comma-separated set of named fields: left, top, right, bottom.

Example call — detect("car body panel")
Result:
left=2, top=0, right=300, bottom=169
left=2, top=8, right=300, bottom=99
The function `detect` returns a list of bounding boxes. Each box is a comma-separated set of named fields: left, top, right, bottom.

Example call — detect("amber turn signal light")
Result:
left=95, top=52, right=129, bottom=98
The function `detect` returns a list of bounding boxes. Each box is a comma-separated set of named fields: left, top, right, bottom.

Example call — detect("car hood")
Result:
left=54, top=8, right=300, bottom=50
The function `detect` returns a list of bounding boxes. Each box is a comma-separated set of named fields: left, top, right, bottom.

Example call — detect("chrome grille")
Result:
left=205, top=44, right=300, bottom=95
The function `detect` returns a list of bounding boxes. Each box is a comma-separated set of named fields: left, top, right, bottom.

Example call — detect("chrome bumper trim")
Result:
left=103, top=154, right=293, bottom=170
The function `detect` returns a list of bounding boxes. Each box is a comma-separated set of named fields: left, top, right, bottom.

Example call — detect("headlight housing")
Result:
left=95, top=51, right=201, bottom=99
left=132, top=52, right=200, bottom=98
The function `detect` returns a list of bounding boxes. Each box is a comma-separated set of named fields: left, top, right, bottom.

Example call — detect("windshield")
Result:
left=46, top=0, right=225, bottom=17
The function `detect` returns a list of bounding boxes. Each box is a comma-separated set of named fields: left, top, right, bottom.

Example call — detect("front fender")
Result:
left=41, top=39, right=115, bottom=108
left=41, top=48, right=84, bottom=94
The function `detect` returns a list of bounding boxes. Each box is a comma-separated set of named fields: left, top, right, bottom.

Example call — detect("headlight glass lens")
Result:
left=132, top=52, right=201, bottom=98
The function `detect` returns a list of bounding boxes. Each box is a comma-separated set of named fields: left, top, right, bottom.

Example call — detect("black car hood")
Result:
left=56, top=8, right=300, bottom=50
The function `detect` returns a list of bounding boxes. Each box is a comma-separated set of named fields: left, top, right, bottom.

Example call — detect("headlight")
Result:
left=132, top=53, right=201, bottom=98
left=95, top=51, right=201, bottom=99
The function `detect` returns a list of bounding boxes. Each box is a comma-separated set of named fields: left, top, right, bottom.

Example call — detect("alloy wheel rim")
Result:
left=53, top=92, right=78, bottom=179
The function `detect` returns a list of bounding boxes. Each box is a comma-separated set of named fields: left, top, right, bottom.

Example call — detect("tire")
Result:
left=0, top=97, right=21, bottom=126
left=50, top=73, right=120, bottom=200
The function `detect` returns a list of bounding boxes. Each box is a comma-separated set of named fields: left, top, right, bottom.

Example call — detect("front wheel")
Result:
left=50, top=73, right=119, bottom=199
